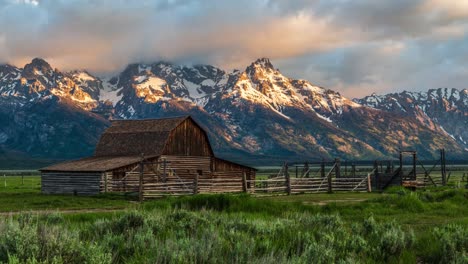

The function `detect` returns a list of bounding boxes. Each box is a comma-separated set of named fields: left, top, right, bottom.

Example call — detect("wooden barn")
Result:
left=40, top=116, right=256, bottom=197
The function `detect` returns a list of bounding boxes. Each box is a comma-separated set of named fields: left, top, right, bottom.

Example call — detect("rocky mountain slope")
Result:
left=0, top=58, right=466, bottom=167
left=355, top=89, right=467, bottom=151
left=0, top=59, right=109, bottom=165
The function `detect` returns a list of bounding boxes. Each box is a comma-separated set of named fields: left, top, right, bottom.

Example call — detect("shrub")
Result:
left=1, top=199, right=466, bottom=264
left=395, top=192, right=426, bottom=212
left=40, top=212, right=64, bottom=224
left=355, top=216, right=415, bottom=261
left=111, top=211, right=145, bottom=234
left=0, top=216, right=111, bottom=263
left=433, top=224, right=468, bottom=263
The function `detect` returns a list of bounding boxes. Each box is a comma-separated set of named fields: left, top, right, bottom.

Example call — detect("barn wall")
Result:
left=159, top=155, right=212, bottom=180
left=213, top=158, right=256, bottom=182
left=163, top=119, right=212, bottom=156
left=41, top=172, right=102, bottom=195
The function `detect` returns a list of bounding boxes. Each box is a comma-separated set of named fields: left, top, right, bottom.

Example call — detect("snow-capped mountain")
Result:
left=0, top=58, right=466, bottom=167
left=355, top=88, right=468, bottom=151
left=0, top=58, right=108, bottom=165
left=101, top=61, right=229, bottom=116
left=99, top=58, right=464, bottom=161
left=0, top=58, right=101, bottom=110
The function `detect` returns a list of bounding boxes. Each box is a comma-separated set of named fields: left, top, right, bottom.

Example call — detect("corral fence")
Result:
left=99, top=149, right=466, bottom=200
left=101, top=160, right=248, bottom=200
left=102, top=159, right=371, bottom=200
left=247, top=160, right=371, bottom=195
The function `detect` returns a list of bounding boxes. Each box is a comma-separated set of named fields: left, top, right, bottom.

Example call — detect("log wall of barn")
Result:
left=163, top=119, right=212, bottom=156
left=159, top=155, right=212, bottom=180
left=41, top=172, right=102, bottom=195
left=213, top=158, right=256, bottom=181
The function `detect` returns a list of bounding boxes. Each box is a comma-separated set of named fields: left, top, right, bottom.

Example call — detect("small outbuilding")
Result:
left=40, top=116, right=256, bottom=197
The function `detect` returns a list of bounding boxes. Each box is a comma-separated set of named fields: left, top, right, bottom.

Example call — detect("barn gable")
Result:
left=94, top=116, right=213, bottom=157
left=163, top=117, right=213, bottom=156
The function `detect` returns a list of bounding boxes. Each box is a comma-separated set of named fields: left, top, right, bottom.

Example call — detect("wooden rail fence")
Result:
left=246, top=175, right=371, bottom=195
left=101, top=159, right=373, bottom=200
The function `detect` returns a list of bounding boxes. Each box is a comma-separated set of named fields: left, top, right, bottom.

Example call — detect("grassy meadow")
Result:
left=0, top=170, right=466, bottom=263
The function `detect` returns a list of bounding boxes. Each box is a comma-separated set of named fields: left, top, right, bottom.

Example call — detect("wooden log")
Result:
left=284, top=163, right=291, bottom=195
left=193, top=171, right=199, bottom=194
left=246, top=179, right=286, bottom=183
left=367, top=174, right=372, bottom=192
left=138, top=158, right=144, bottom=202
left=242, top=172, right=248, bottom=193
left=335, top=158, right=341, bottom=178
left=328, top=164, right=333, bottom=193
left=253, top=186, right=288, bottom=191
left=292, top=188, right=328, bottom=192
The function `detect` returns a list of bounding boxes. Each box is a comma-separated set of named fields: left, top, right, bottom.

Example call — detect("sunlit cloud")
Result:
left=0, top=0, right=467, bottom=97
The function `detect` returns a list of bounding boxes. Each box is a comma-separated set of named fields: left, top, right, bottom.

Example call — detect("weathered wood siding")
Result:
left=213, top=158, right=256, bottom=182
left=41, top=172, right=102, bottom=195
left=159, top=155, right=212, bottom=180
left=163, top=119, right=213, bottom=156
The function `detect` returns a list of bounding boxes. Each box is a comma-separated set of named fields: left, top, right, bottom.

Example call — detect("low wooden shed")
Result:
left=40, top=116, right=256, bottom=197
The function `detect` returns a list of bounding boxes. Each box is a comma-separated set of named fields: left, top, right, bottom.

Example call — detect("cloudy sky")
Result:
left=1, top=0, right=467, bottom=97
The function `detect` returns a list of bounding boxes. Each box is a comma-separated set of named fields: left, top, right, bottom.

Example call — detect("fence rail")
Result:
left=247, top=175, right=371, bottom=195
left=100, top=155, right=462, bottom=200
left=100, top=159, right=376, bottom=199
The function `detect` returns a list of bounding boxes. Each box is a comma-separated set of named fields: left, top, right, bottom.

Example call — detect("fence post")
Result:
left=374, top=160, right=380, bottom=190
left=242, top=172, right=248, bottom=193
left=441, top=149, right=447, bottom=186
left=163, top=158, right=167, bottom=183
left=285, top=163, right=291, bottom=195
left=104, top=173, right=108, bottom=193
left=327, top=166, right=333, bottom=193
left=320, top=160, right=325, bottom=178
left=399, top=152, right=403, bottom=186
left=304, top=162, right=310, bottom=178
left=367, top=173, right=372, bottom=192
left=138, top=155, right=144, bottom=202
left=3, top=174, right=5, bottom=188
left=193, top=171, right=199, bottom=194
left=335, top=158, right=341, bottom=178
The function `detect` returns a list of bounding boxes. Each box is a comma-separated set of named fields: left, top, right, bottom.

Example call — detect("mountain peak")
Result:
left=23, top=58, right=53, bottom=77
left=251, top=58, right=274, bottom=69
left=29, top=58, right=51, bottom=68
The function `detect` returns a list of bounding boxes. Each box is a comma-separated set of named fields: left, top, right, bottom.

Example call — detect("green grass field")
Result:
left=0, top=176, right=133, bottom=212
left=0, top=174, right=467, bottom=263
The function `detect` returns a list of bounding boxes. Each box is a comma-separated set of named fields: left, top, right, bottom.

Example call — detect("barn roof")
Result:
left=213, top=157, right=258, bottom=171
left=104, top=116, right=188, bottom=134
left=41, top=115, right=255, bottom=173
left=40, top=155, right=157, bottom=172
left=94, top=116, right=189, bottom=157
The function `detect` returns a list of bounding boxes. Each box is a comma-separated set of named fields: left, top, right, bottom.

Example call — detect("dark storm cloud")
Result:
left=0, top=0, right=467, bottom=96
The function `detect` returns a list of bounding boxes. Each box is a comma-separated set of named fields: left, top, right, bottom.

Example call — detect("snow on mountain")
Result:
left=88, top=58, right=468, bottom=160
left=355, top=88, right=468, bottom=149
left=0, top=57, right=466, bottom=164
left=208, top=58, right=361, bottom=125
left=99, top=77, right=122, bottom=106
left=0, top=58, right=101, bottom=110
left=104, top=57, right=364, bottom=123
left=105, top=62, right=233, bottom=119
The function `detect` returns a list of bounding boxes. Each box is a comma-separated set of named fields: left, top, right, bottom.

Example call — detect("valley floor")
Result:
left=0, top=175, right=467, bottom=263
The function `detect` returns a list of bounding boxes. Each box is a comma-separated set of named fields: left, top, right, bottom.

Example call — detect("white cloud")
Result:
left=0, top=0, right=467, bottom=97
